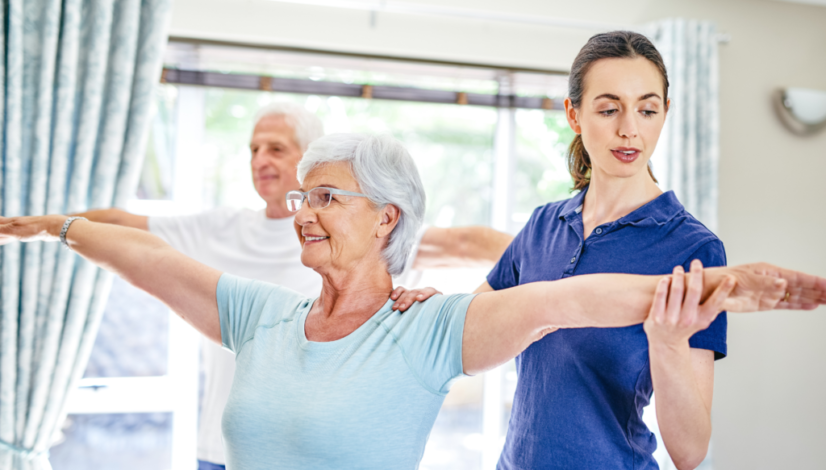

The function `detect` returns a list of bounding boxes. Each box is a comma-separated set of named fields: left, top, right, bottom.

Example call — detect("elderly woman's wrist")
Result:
left=701, top=268, right=726, bottom=302
left=46, top=215, right=70, bottom=238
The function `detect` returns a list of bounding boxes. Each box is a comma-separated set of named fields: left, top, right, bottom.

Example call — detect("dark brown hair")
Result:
left=566, top=31, right=668, bottom=190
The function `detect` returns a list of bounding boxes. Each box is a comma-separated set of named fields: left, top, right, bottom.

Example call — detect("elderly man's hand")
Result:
left=391, top=286, right=442, bottom=312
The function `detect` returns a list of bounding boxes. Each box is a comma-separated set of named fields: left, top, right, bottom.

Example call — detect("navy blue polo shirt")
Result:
left=488, top=188, right=727, bottom=470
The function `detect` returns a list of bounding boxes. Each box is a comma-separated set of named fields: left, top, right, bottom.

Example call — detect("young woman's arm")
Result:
left=0, top=215, right=222, bottom=342
left=461, top=262, right=826, bottom=375
left=644, top=261, right=716, bottom=470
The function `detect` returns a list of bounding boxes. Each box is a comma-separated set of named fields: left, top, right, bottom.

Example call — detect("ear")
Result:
left=376, top=204, right=401, bottom=239
left=564, top=97, right=582, bottom=134
left=665, top=98, right=671, bottom=114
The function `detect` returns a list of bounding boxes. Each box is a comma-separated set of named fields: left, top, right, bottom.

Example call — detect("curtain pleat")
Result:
left=646, top=18, right=721, bottom=232
left=0, top=1, right=171, bottom=467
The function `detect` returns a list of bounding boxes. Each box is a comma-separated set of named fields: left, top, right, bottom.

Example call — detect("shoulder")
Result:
left=218, top=273, right=311, bottom=321
left=518, top=197, right=577, bottom=236
left=380, top=293, right=476, bottom=330
left=668, top=212, right=726, bottom=263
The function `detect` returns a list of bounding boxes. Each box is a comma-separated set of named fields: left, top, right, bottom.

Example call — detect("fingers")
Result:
left=666, top=265, right=685, bottom=325
left=681, top=260, right=704, bottom=326
left=760, top=264, right=826, bottom=308
left=390, top=286, right=405, bottom=300
left=392, top=287, right=442, bottom=312
left=698, top=275, right=737, bottom=326
left=647, top=277, right=671, bottom=324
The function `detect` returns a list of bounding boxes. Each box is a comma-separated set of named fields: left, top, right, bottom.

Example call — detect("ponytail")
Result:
left=567, top=134, right=591, bottom=191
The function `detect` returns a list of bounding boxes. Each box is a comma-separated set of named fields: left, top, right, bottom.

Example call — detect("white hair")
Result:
left=252, top=102, right=325, bottom=151
left=297, top=134, right=425, bottom=275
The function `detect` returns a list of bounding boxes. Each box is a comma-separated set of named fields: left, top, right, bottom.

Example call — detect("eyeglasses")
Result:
left=286, top=187, right=369, bottom=212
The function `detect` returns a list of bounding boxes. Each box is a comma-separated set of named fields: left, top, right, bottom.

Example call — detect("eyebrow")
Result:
left=593, top=92, right=663, bottom=102
left=300, top=183, right=341, bottom=191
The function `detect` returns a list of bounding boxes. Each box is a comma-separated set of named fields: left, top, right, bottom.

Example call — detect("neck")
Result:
left=582, top=167, right=662, bottom=228
left=265, top=199, right=293, bottom=219
left=314, top=258, right=395, bottom=320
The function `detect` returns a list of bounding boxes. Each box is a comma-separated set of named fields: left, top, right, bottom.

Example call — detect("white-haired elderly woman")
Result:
left=2, top=133, right=825, bottom=470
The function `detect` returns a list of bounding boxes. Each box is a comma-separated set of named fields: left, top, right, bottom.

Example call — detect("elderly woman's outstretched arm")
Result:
left=0, top=215, right=223, bottom=342
left=462, top=262, right=826, bottom=375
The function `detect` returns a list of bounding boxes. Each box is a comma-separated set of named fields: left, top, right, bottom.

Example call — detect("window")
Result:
left=57, top=41, right=600, bottom=470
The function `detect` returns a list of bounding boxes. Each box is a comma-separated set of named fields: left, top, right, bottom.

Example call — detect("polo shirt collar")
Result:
left=558, top=188, right=588, bottom=220
left=557, top=185, right=684, bottom=226
left=617, top=190, right=684, bottom=226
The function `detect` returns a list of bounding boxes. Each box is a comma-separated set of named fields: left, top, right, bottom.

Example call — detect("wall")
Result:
left=169, top=0, right=826, bottom=468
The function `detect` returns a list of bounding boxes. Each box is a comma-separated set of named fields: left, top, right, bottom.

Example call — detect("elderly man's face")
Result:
left=249, top=114, right=303, bottom=206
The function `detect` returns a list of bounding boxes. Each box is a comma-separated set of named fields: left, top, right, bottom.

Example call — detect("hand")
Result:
left=710, top=262, right=826, bottom=312
left=0, top=215, right=67, bottom=245
left=390, top=286, right=442, bottom=312
left=644, top=260, right=736, bottom=347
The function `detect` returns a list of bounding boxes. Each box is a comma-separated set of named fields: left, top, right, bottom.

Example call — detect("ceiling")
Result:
left=773, top=0, right=826, bottom=7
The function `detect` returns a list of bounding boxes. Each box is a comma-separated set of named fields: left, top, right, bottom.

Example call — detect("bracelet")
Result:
left=59, top=217, right=87, bottom=249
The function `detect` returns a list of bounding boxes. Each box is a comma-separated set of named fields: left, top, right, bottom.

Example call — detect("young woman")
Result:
left=479, top=31, right=734, bottom=469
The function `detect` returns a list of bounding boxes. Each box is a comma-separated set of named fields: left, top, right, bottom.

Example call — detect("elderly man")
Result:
left=78, top=102, right=511, bottom=470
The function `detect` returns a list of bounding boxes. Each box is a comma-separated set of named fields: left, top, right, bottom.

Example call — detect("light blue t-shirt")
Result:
left=216, top=273, right=475, bottom=470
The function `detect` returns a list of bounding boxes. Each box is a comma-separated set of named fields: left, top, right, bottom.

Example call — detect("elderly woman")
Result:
left=1, top=133, right=825, bottom=469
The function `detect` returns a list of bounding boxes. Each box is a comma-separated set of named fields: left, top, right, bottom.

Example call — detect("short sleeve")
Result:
left=394, top=293, right=476, bottom=395
left=216, top=273, right=308, bottom=354
left=683, top=239, right=728, bottom=359
left=148, top=207, right=231, bottom=256
left=487, top=208, right=538, bottom=290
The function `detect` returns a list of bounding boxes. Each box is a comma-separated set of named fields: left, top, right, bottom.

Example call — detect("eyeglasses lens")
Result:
left=308, top=188, right=332, bottom=209
left=286, top=192, right=303, bottom=212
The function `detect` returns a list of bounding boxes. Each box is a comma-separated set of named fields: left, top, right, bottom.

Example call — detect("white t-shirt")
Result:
left=148, top=207, right=423, bottom=465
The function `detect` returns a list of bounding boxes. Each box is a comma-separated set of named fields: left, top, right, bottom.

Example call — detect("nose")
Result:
left=251, top=148, right=268, bottom=172
left=618, top=110, right=639, bottom=139
left=293, top=200, right=318, bottom=227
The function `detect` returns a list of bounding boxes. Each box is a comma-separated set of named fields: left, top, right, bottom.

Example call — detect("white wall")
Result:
left=169, top=0, right=826, bottom=468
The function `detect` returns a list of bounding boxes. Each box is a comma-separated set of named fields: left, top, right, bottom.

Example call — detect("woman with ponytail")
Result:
left=480, top=31, right=727, bottom=469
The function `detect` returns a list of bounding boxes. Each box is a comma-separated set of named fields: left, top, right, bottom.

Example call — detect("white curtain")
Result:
left=646, top=18, right=721, bottom=232
left=0, top=1, right=171, bottom=468
left=642, top=19, right=721, bottom=470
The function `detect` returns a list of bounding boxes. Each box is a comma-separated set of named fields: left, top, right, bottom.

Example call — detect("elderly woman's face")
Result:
left=293, top=162, right=394, bottom=275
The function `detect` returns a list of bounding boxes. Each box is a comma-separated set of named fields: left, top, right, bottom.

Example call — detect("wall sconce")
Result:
left=774, top=87, right=826, bottom=136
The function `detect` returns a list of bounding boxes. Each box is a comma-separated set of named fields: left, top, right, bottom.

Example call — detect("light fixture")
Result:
left=774, top=87, right=826, bottom=136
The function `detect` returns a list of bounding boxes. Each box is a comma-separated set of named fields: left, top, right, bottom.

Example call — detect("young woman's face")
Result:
left=566, top=57, right=669, bottom=182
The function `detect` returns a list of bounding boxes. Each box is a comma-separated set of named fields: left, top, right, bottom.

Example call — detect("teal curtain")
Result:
left=0, top=1, right=171, bottom=468
left=646, top=18, right=721, bottom=233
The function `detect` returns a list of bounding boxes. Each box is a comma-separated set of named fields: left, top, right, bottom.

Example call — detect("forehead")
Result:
left=583, top=57, right=665, bottom=100
left=250, top=114, right=298, bottom=146
left=301, top=162, right=360, bottom=191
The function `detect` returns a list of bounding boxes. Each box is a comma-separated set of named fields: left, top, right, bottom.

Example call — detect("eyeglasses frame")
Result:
left=285, top=186, right=370, bottom=212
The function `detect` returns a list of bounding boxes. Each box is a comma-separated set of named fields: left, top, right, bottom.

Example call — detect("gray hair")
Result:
left=297, top=134, right=425, bottom=275
left=252, top=102, right=325, bottom=151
